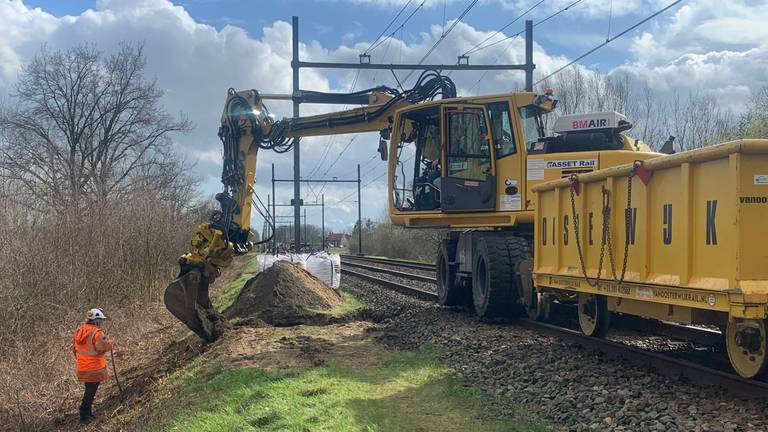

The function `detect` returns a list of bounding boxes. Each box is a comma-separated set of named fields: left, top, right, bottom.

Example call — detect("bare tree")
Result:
left=539, top=66, right=737, bottom=151
left=0, top=43, right=191, bottom=213
left=738, top=85, right=768, bottom=138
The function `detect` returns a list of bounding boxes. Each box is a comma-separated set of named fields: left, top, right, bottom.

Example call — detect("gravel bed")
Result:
left=539, top=302, right=736, bottom=374
left=342, top=275, right=768, bottom=432
left=343, top=266, right=437, bottom=293
left=341, top=259, right=437, bottom=278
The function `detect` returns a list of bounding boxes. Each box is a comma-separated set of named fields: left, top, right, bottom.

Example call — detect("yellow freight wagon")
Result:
left=532, top=139, right=768, bottom=378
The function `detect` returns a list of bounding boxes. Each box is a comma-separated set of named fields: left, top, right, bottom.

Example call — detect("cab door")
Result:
left=440, top=104, right=496, bottom=213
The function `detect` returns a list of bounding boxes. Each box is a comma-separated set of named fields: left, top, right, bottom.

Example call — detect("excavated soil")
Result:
left=226, top=261, right=343, bottom=326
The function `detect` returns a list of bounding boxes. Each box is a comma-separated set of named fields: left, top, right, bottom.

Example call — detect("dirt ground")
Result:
left=227, top=261, right=343, bottom=326
left=46, top=256, right=255, bottom=432
left=46, top=256, right=369, bottom=431
left=85, top=321, right=378, bottom=431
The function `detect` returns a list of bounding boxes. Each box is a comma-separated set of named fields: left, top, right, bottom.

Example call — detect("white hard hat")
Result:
left=86, top=308, right=107, bottom=321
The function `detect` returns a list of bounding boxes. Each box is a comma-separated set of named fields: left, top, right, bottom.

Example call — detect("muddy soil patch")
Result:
left=226, top=261, right=344, bottom=326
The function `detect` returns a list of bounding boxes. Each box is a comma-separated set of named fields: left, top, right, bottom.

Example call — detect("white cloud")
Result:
left=1, top=0, right=767, bottom=232
left=611, top=0, right=768, bottom=110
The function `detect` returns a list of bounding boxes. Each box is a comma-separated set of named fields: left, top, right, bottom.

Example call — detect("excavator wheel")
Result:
left=436, top=239, right=470, bottom=307
left=471, top=236, right=531, bottom=319
left=164, top=269, right=225, bottom=342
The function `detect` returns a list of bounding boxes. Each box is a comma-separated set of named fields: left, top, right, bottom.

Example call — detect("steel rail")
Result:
left=341, top=255, right=435, bottom=272
left=340, top=261, right=436, bottom=283
left=523, top=319, right=768, bottom=399
left=342, top=268, right=438, bottom=301
left=343, top=261, right=768, bottom=399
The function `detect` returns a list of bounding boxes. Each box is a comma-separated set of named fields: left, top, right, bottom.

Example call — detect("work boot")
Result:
left=79, top=410, right=96, bottom=423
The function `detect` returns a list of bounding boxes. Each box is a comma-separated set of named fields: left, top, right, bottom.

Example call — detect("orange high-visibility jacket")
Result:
left=71, top=323, right=114, bottom=382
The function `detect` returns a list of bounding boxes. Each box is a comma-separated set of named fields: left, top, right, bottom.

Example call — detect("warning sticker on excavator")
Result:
left=500, top=194, right=521, bottom=211
left=527, top=159, right=545, bottom=180
left=754, top=175, right=768, bottom=185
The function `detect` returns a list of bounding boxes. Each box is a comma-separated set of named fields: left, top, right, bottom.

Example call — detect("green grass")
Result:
left=212, top=255, right=261, bottom=312
left=309, top=291, right=365, bottom=318
left=150, top=346, right=544, bottom=432
left=214, top=273, right=255, bottom=312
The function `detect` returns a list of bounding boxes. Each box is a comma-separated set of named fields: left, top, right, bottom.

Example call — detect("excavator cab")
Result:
left=439, top=104, right=496, bottom=213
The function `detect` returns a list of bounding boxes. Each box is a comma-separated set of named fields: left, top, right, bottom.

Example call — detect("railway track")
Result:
left=340, top=254, right=435, bottom=272
left=340, top=259, right=436, bottom=283
left=340, top=258, right=768, bottom=399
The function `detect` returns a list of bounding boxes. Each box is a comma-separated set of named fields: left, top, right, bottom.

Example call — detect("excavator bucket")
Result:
left=164, top=270, right=225, bottom=342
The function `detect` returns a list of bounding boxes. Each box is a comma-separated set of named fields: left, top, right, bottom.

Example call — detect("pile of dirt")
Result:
left=227, top=261, right=344, bottom=326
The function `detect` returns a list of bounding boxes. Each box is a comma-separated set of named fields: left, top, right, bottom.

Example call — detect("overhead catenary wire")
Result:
left=307, top=70, right=360, bottom=181
left=364, top=0, right=414, bottom=55
left=366, top=1, right=426, bottom=54
left=336, top=153, right=414, bottom=204
left=315, top=135, right=358, bottom=196
left=461, top=0, right=546, bottom=57
left=536, top=0, right=685, bottom=84
left=468, top=0, right=583, bottom=56
left=465, top=0, right=584, bottom=93
left=401, top=0, right=479, bottom=85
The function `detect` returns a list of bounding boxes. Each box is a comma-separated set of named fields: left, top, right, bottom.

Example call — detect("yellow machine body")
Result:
left=533, top=139, right=768, bottom=377
left=387, top=92, right=655, bottom=228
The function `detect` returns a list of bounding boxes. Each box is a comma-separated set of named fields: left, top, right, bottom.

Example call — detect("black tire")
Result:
left=437, top=239, right=469, bottom=306
left=472, top=236, right=532, bottom=319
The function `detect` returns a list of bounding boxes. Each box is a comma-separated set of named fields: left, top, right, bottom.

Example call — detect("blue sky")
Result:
left=4, top=0, right=768, bottom=234
left=23, top=0, right=666, bottom=81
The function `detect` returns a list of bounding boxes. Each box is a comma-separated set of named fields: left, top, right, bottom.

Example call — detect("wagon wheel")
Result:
left=726, top=318, right=768, bottom=379
left=577, top=293, right=610, bottom=337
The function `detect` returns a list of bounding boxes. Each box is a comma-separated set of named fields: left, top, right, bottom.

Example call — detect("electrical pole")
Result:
left=525, top=20, right=534, bottom=91
left=321, top=194, right=325, bottom=250
left=271, top=163, right=277, bottom=253
left=357, top=163, right=362, bottom=255
left=292, top=15, right=301, bottom=253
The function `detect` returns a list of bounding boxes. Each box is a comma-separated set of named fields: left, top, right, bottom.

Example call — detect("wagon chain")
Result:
left=569, top=170, right=634, bottom=287
left=569, top=177, right=606, bottom=287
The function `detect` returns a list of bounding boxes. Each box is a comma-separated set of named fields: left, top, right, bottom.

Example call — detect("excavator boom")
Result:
left=164, top=71, right=457, bottom=341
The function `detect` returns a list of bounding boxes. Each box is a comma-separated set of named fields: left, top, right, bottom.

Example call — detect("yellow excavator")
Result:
left=166, top=70, right=768, bottom=378
left=164, top=71, right=655, bottom=341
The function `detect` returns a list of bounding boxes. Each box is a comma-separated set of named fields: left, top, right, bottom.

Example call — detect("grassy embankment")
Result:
left=144, top=253, right=545, bottom=431
left=150, top=347, right=542, bottom=431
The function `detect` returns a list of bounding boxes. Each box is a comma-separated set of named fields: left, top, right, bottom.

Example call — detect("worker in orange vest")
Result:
left=71, top=308, right=114, bottom=423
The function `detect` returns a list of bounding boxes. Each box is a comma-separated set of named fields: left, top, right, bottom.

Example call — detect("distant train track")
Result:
left=340, top=259, right=768, bottom=399
left=340, top=255, right=435, bottom=272
left=340, top=259, right=436, bottom=283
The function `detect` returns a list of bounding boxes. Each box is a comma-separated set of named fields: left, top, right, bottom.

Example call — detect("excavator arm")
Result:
left=164, top=71, right=457, bottom=341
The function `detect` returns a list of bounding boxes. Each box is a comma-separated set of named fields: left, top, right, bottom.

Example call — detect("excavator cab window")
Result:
left=488, top=102, right=516, bottom=158
left=392, top=106, right=442, bottom=212
left=519, top=106, right=544, bottom=151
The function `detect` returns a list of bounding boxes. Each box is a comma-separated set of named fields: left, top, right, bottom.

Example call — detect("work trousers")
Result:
left=79, top=382, right=100, bottom=418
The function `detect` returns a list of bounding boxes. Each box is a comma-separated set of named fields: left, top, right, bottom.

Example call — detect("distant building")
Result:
left=325, top=232, right=349, bottom=248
